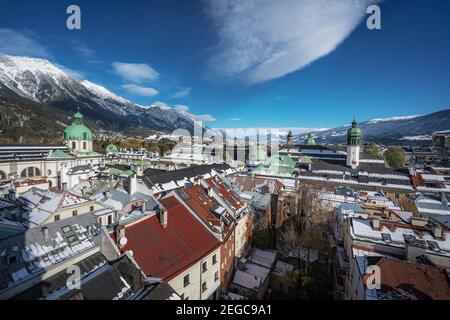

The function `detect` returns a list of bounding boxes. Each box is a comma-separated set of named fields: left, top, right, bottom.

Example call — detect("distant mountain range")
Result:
left=1, top=55, right=448, bottom=146
left=0, top=55, right=200, bottom=143
left=295, top=109, right=450, bottom=146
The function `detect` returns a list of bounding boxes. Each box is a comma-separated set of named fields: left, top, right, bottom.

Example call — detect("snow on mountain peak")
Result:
left=367, top=115, right=421, bottom=124
left=81, top=80, right=131, bottom=105
left=0, top=55, right=67, bottom=79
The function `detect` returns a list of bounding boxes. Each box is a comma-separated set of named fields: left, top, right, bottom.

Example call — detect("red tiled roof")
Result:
left=113, top=195, right=220, bottom=280
left=204, top=176, right=246, bottom=212
left=183, top=185, right=235, bottom=239
left=364, top=258, right=450, bottom=300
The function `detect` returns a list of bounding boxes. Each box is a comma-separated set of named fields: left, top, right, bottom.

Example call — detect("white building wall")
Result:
left=168, top=247, right=221, bottom=300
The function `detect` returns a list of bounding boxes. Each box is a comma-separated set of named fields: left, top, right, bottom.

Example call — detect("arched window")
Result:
left=20, top=167, right=42, bottom=178
left=48, top=180, right=53, bottom=188
left=0, top=170, right=6, bottom=180
left=72, top=141, right=76, bottom=150
left=83, top=141, right=87, bottom=150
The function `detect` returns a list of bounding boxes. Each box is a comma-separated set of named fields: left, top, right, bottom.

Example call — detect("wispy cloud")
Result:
left=55, top=64, right=86, bottom=81
left=67, top=38, right=100, bottom=64
left=152, top=103, right=217, bottom=122
left=122, top=84, right=159, bottom=96
left=112, top=62, right=159, bottom=83
left=0, top=28, right=49, bottom=57
left=192, top=114, right=217, bottom=122
left=205, top=0, right=380, bottom=83
left=175, top=104, right=217, bottom=122
left=171, top=87, right=192, bottom=98
left=228, top=118, right=242, bottom=121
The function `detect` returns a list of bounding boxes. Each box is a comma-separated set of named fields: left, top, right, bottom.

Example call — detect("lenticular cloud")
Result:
left=205, top=0, right=382, bottom=84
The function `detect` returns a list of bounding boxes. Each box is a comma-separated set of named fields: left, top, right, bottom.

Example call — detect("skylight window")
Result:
left=66, top=235, right=79, bottom=245
left=62, top=225, right=73, bottom=234
left=427, top=240, right=440, bottom=252
left=381, top=233, right=392, bottom=243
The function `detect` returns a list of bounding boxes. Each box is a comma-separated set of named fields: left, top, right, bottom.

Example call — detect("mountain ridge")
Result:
left=0, top=55, right=200, bottom=142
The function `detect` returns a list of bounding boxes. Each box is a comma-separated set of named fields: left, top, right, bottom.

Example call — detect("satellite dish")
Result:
left=119, top=237, right=128, bottom=246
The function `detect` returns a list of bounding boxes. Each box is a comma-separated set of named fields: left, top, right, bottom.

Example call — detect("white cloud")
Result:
left=151, top=102, right=216, bottom=122
left=368, top=115, right=421, bottom=124
left=192, top=114, right=217, bottom=122
left=205, top=0, right=381, bottom=83
left=172, top=87, right=192, bottom=98
left=174, top=105, right=190, bottom=113
left=112, top=62, right=159, bottom=83
left=55, top=64, right=86, bottom=81
left=228, top=118, right=242, bottom=121
left=122, top=84, right=159, bottom=97
left=0, top=28, right=49, bottom=57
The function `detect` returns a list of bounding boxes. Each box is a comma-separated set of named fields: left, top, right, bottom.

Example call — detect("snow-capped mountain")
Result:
left=295, top=109, right=450, bottom=146
left=0, top=55, right=200, bottom=136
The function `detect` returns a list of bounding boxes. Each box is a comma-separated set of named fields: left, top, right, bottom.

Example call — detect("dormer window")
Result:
left=6, top=252, right=19, bottom=266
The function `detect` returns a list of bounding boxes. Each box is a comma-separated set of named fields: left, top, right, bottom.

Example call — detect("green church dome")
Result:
left=304, top=132, right=316, bottom=145
left=347, top=119, right=362, bottom=145
left=64, top=111, right=93, bottom=141
left=106, top=144, right=119, bottom=154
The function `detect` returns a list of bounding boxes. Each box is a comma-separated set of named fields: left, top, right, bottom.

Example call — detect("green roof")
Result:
left=76, top=151, right=103, bottom=157
left=304, top=132, right=316, bottom=145
left=47, top=149, right=73, bottom=159
left=348, top=119, right=362, bottom=136
left=106, top=144, right=119, bottom=153
left=254, top=155, right=295, bottom=175
left=64, top=111, right=93, bottom=141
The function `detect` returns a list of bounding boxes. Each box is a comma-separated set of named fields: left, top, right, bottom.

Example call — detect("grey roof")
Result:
left=0, top=213, right=100, bottom=294
left=0, top=145, right=69, bottom=163
left=12, top=251, right=107, bottom=300
left=411, top=194, right=450, bottom=216
left=142, top=164, right=231, bottom=188
left=90, top=187, right=159, bottom=211
left=432, top=215, right=450, bottom=229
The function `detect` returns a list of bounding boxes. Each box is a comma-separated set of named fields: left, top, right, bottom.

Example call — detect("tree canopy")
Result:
left=384, top=147, right=406, bottom=169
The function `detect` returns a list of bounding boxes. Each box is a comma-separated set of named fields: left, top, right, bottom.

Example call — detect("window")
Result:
left=0, top=170, right=6, bottom=180
left=54, top=215, right=60, bottom=222
left=72, top=142, right=76, bottom=150
left=108, top=215, right=113, bottom=225
left=7, top=254, right=18, bottom=265
left=66, top=235, right=78, bottom=245
left=62, top=225, right=73, bottom=234
left=47, top=169, right=52, bottom=175
left=202, top=261, right=208, bottom=273
left=72, top=210, right=78, bottom=217
left=183, top=274, right=190, bottom=287
left=202, top=281, right=207, bottom=293
left=21, top=167, right=41, bottom=178
left=214, top=271, right=219, bottom=282
left=83, top=141, right=87, bottom=150
left=212, top=254, right=217, bottom=265
left=90, top=206, right=94, bottom=212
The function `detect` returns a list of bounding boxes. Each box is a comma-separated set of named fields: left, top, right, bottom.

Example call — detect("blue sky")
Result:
left=1, top=0, right=450, bottom=130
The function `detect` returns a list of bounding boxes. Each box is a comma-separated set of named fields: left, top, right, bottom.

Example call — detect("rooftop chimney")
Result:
left=7, top=189, right=16, bottom=202
left=129, top=174, right=137, bottom=195
left=116, top=225, right=126, bottom=247
left=432, top=224, right=443, bottom=239
left=42, top=227, right=49, bottom=243
left=159, top=209, right=168, bottom=228
left=372, top=217, right=381, bottom=230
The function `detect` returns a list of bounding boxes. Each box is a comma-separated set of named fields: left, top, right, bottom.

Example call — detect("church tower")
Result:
left=287, top=130, right=294, bottom=146
left=346, top=118, right=362, bottom=169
